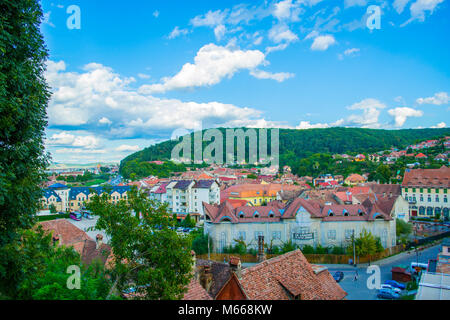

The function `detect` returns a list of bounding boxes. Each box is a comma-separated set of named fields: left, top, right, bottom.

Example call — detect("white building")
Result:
left=149, top=179, right=220, bottom=218
left=203, top=198, right=396, bottom=252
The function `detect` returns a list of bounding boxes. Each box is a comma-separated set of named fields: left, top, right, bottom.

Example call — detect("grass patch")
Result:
left=36, top=213, right=69, bottom=222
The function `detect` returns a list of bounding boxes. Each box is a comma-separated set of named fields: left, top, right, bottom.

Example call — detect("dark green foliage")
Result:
left=49, top=203, right=57, bottom=213
left=396, top=218, right=412, bottom=237
left=301, top=244, right=314, bottom=254
left=87, top=188, right=193, bottom=300
left=192, top=233, right=213, bottom=255
left=120, top=127, right=450, bottom=178
left=0, top=0, right=50, bottom=246
left=0, top=226, right=110, bottom=299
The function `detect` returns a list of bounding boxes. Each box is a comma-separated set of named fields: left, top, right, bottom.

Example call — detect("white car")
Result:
left=380, top=284, right=402, bottom=294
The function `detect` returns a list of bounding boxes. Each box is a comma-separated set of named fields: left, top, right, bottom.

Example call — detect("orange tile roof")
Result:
left=402, top=166, right=450, bottom=188
left=240, top=250, right=347, bottom=300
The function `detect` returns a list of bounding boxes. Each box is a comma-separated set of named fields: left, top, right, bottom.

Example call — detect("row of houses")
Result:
left=40, top=183, right=131, bottom=212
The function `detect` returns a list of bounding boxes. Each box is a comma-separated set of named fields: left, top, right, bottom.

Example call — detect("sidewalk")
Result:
left=320, top=242, right=441, bottom=269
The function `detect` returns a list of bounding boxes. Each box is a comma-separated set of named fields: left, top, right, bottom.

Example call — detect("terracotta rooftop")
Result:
left=239, top=250, right=347, bottom=300
left=183, top=278, right=213, bottom=300
left=402, top=166, right=450, bottom=188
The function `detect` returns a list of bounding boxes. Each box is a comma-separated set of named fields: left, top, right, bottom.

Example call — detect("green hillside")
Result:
left=120, top=127, right=450, bottom=179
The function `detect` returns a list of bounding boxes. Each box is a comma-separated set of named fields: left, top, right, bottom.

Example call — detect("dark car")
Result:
left=384, top=280, right=406, bottom=290
left=333, top=271, right=344, bottom=282
left=69, top=212, right=82, bottom=221
left=377, top=288, right=400, bottom=300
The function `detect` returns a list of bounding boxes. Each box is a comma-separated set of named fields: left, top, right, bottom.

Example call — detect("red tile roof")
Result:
left=183, top=278, right=213, bottom=300
left=239, top=250, right=347, bottom=300
left=402, top=166, right=450, bottom=188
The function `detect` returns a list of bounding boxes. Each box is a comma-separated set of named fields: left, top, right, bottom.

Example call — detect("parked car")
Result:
left=82, top=212, right=94, bottom=220
left=384, top=280, right=406, bottom=290
left=333, top=271, right=344, bottom=283
left=58, top=211, right=66, bottom=215
left=377, top=289, right=400, bottom=300
left=380, top=284, right=402, bottom=294
left=69, top=212, right=82, bottom=221
left=183, top=228, right=191, bottom=233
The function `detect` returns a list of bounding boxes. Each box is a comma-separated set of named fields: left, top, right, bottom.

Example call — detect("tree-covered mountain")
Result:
left=120, top=127, right=450, bottom=179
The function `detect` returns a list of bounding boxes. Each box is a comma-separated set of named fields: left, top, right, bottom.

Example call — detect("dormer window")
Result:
left=328, top=209, right=334, bottom=217
left=238, top=211, right=245, bottom=218
left=343, top=209, right=349, bottom=217
left=253, top=211, right=260, bottom=218
left=358, top=209, right=364, bottom=216
left=268, top=210, right=274, bottom=218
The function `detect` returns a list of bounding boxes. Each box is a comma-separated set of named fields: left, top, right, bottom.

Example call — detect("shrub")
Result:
left=301, top=245, right=314, bottom=254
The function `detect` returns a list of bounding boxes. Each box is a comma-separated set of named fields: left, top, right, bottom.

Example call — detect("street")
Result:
left=65, top=216, right=110, bottom=244
left=326, top=244, right=442, bottom=300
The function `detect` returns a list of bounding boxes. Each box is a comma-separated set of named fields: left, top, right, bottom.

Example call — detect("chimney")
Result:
left=229, top=256, right=242, bottom=279
left=257, top=235, right=266, bottom=263
left=96, top=234, right=103, bottom=249
left=199, top=265, right=213, bottom=293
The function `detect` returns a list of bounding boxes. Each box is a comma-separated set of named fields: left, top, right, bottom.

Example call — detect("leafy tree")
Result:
left=0, top=226, right=110, bottom=299
left=396, top=218, right=412, bottom=237
left=347, top=229, right=378, bottom=264
left=0, top=0, right=50, bottom=246
left=182, top=213, right=195, bottom=228
left=87, top=188, right=193, bottom=300
left=49, top=203, right=57, bottom=214
left=192, top=233, right=213, bottom=255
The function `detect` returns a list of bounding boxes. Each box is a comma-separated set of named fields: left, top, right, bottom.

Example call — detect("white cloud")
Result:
left=273, top=0, right=303, bottom=21
left=310, top=35, right=336, bottom=51
left=401, top=0, right=444, bottom=25
left=47, top=132, right=100, bottom=149
left=190, top=10, right=228, bottom=27
left=153, top=10, right=160, bottom=18
left=431, top=122, right=446, bottom=128
left=249, top=69, right=295, bottom=82
left=265, top=43, right=289, bottom=54
left=42, top=11, right=55, bottom=28
left=45, top=60, right=280, bottom=139
left=168, top=26, right=190, bottom=39
left=393, top=0, right=411, bottom=13
left=338, top=47, right=360, bottom=59
left=214, top=25, right=227, bottom=41
left=138, top=44, right=266, bottom=94
left=98, top=117, right=112, bottom=125
left=115, top=145, right=141, bottom=152
left=388, top=107, right=423, bottom=127
left=416, top=92, right=450, bottom=105
left=344, top=0, right=368, bottom=8
left=54, top=148, right=106, bottom=154
left=345, top=98, right=386, bottom=128
left=137, top=73, right=151, bottom=79
left=268, top=24, right=299, bottom=43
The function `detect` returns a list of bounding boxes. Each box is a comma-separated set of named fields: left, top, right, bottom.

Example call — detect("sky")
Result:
left=40, top=0, right=450, bottom=164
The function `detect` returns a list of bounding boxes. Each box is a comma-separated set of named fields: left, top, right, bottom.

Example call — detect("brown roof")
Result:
left=370, top=184, right=401, bottom=196
left=39, top=219, right=90, bottom=246
left=239, top=250, right=347, bottom=300
left=183, top=278, right=213, bottom=300
left=402, top=166, right=450, bottom=188
left=80, top=240, right=112, bottom=266
left=196, top=259, right=232, bottom=298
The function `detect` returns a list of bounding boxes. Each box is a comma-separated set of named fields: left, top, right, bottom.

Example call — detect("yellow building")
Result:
left=344, top=174, right=366, bottom=186
left=225, top=183, right=300, bottom=206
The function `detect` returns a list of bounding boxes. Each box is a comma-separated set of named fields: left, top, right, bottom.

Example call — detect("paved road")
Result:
left=325, top=244, right=442, bottom=300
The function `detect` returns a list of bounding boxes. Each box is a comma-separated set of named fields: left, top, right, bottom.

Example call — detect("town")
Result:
left=36, top=134, right=450, bottom=300
left=2, top=0, right=450, bottom=308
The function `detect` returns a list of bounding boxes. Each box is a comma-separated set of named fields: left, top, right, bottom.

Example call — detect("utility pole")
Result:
left=353, top=230, right=356, bottom=267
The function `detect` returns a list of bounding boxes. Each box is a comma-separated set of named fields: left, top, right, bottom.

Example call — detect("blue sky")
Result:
left=40, top=0, right=450, bottom=163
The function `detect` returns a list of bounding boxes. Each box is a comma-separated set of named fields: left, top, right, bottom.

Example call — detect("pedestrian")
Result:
left=353, top=270, right=358, bottom=281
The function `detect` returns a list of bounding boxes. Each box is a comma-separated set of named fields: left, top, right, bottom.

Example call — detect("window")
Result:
left=420, top=188, right=423, bottom=193
left=345, top=229, right=354, bottom=240
left=327, top=230, right=336, bottom=240
left=428, top=188, right=432, bottom=193
left=420, top=195, right=424, bottom=202
left=272, top=231, right=281, bottom=240
left=428, top=196, right=431, bottom=202
left=419, top=206, right=425, bottom=215
left=436, top=196, right=439, bottom=202
left=412, top=188, right=416, bottom=193
left=444, top=195, right=448, bottom=203
left=254, top=231, right=263, bottom=240
left=404, top=188, right=408, bottom=193
left=427, top=207, right=433, bottom=216
left=237, top=231, right=246, bottom=240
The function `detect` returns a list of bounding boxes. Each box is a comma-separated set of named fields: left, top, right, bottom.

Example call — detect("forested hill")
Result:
left=119, top=127, right=450, bottom=177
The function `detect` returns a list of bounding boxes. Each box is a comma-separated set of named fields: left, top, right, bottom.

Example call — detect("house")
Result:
left=203, top=197, right=396, bottom=252
left=39, top=219, right=112, bottom=267
left=222, top=183, right=301, bottom=206
left=236, top=250, right=347, bottom=300
left=415, top=153, right=428, bottom=159
left=149, top=179, right=220, bottom=219
left=435, top=154, right=447, bottom=162
left=401, top=166, right=450, bottom=219
left=354, top=154, right=366, bottom=162
left=68, top=186, right=130, bottom=211
left=344, top=174, right=366, bottom=186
